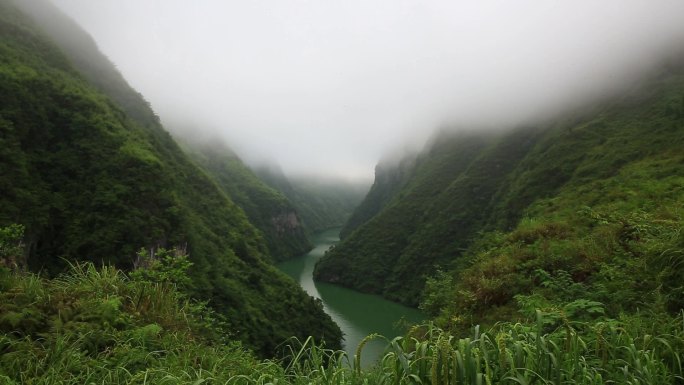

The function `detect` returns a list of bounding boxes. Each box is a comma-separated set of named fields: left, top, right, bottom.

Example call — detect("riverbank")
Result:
left=277, top=228, right=425, bottom=367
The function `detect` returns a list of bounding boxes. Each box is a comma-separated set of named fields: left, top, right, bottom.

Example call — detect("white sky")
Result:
left=52, top=0, right=684, bottom=180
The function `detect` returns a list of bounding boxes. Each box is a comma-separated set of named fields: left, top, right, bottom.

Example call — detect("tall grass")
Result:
left=1, top=264, right=682, bottom=384
left=225, top=311, right=683, bottom=385
left=365, top=315, right=683, bottom=385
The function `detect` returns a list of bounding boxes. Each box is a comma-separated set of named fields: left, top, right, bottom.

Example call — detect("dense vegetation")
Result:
left=0, top=0, right=341, bottom=355
left=0, top=248, right=259, bottom=383
left=310, top=62, right=684, bottom=384
left=339, top=154, right=417, bottom=240
left=13, top=0, right=161, bottom=130
left=256, top=165, right=368, bottom=234
left=180, top=138, right=311, bottom=261
left=315, top=67, right=684, bottom=311
left=2, top=0, right=683, bottom=383
left=9, top=0, right=347, bottom=262
left=2, top=256, right=681, bottom=384
left=315, top=127, right=540, bottom=304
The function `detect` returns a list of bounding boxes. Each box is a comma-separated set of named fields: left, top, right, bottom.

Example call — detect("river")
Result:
left=277, top=228, right=425, bottom=367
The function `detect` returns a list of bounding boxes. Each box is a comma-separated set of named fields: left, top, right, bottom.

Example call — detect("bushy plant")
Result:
left=130, top=245, right=193, bottom=290
left=0, top=224, right=24, bottom=269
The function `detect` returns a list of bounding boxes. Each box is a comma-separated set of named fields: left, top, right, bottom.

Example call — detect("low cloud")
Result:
left=52, top=0, right=684, bottom=180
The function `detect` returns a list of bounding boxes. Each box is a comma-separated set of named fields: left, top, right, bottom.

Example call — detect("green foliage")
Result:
left=0, top=262, right=265, bottom=383
left=340, top=155, right=417, bottom=239
left=6, top=263, right=672, bottom=385
left=130, top=246, right=194, bottom=291
left=0, top=0, right=342, bottom=355
left=421, top=194, right=684, bottom=334
left=256, top=165, right=368, bottom=234
left=317, top=71, right=684, bottom=310
left=0, top=224, right=24, bottom=268
left=1, top=242, right=682, bottom=385
left=368, top=316, right=684, bottom=385
left=315, top=128, right=541, bottom=304
left=215, top=315, right=684, bottom=384
left=181, top=139, right=312, bottom=261
left=3, top=1, right=683, bottom=383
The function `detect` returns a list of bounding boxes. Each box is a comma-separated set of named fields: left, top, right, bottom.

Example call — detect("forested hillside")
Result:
left=3, top=0, right=684, bottom=382
left=339, top=154, right=417, bottom=239
left=0, top=0, right=341, bottom=355
left=256, top=165, right=368, bottom=233
left=315, top=65, right=684, bottom=313
left=179, top=139, right=311, bottom=261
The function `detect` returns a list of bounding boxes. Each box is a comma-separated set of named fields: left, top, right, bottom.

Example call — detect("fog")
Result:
left=52, top=0, right=684, bottom=180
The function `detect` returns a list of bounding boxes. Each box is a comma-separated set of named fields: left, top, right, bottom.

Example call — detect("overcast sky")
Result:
left=52, top=0, right=684, bottom=180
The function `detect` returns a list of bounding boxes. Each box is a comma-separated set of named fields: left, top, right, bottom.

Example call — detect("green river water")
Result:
left=277, top=228, right=425, bottom=367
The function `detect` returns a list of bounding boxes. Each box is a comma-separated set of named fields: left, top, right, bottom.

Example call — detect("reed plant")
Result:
left=226, top=311, right=683, bottom=385
left=1, top=262, right=682, bottom=384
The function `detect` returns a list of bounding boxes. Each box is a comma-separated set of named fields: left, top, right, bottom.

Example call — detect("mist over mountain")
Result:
left=254, top=164, right=369, bottom=234
left=176, top=135, right=313, bottom=261
left=0, top=0, right=341, bottom=355
left=50, top=0, right=684, bottom=180
left=3, top=0, right=684, bottom=383
left=0, top=0, right=684, bottom=385
left=315, top=63, right=684, bottom=307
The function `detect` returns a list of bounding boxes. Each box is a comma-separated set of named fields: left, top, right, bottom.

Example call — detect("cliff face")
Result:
left=272, top=211, right=302, bottom=235
left=0, top=0, right=341, bottom=355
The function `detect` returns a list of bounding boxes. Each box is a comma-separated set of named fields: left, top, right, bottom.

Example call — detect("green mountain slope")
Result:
left=315, top=68, right=684, bottom=309
left=3, top=257, right=682, bottom=384
left=19, top=0, right=313, bottom=261
left=339, top=154, right=417, bottom=239
left=0, top=0, right=341, bottom=355
left=255, top=165, right=368, bottom=233
left=13, top=0, right=160, bottom=129
left=181, top=139, right=311, bottom=261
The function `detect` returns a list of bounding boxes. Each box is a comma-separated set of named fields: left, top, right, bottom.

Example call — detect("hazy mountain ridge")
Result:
left=255, top=165, right=368, bottom=234
left=315, top=67, right=684, bottom=309
left=0, top=0, right=341, bottom=355
left=339, top=153, right=417, bottom=239
left=2, top=0, right=684, bottom=382
left=13, top=0, right=159, bottom=129
left=179, top=139, right=312, bottom=261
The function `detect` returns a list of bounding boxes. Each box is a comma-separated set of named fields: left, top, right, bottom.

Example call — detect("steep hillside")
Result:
left=0, top=0, right=341, bottom=355
left=181, top=139, right=311, bottom=261
left=339, top=153, right=417, bottom=239
left=315, top=68, right=684, bottom=308
left=314, top=128, right=542, bottom=304
left=18, top=0, right=312, bottom=262
left=256, top=165, right=368, bottom=233
left=3, top=256, right=682, bottom=384
left=13, top=0, right=160, bottom=129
